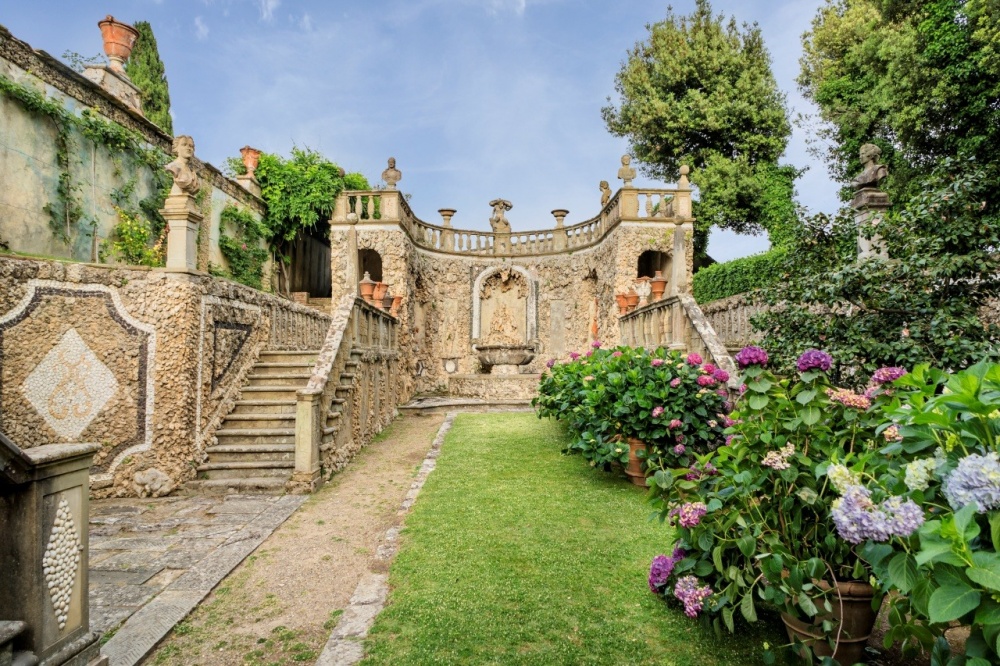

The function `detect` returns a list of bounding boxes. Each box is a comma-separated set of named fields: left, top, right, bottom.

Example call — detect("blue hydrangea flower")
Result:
left=943, top=452, right=1000, bottom=513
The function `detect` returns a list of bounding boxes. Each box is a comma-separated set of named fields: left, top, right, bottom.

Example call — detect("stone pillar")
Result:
left=671, top=221, right=693, bottom=296
left=439, top=209, right=456, bottom=251
left=551, top=209, right=568, bottom=251
left=620, top=188, right=639, bottom=219
left=674, top=165, right=693, bottom=219
left=852, top=187, right=890, bottom=260
left=161, top=193, right=203, bottom=272
left=380, top=190, right=401, bottom=222
left=0, top=436, right=106, bottom=666
left=291, top=392, right=321, bottom=493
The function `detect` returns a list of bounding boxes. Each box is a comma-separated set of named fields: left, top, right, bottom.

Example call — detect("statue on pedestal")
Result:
left=381, top=157, right=402, bottom=190
left=164, top=135, right=200, bottom=196
left=617, top=154, right=636, bottom=187
left=599, top=180, right=611, bottom=206
left=852, top=143, right=888, bottom=191
left=489, top=198, right=512, bottom=233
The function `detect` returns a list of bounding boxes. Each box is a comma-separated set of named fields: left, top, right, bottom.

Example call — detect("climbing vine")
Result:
left=217, top=205, right=269, bottom=289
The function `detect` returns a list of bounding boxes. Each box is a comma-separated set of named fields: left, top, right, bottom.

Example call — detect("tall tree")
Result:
left=799, top=0, right=1000, bottom=197
left=125, top=21, right=173, bottom=134
left=602, top=0, right=795, bottom=249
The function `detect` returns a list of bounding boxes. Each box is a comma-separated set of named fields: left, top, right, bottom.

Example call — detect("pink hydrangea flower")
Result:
left=669, top=419, right=682, bottom=430
left=569, top=351, right=580, bottom=360
left=673, top=444, right=686, bottom=455
left=670, top=377, right=682, bottom=388
left=686, top=353, right=703, bottom=365
left=592, top=340, right=602, bottom=349
left=651, top=358, right=665, bottom=367
left=651, top=406, right=665, bottom=418
left=612, top=351, right=623, bottom=358
left=702, top=363, right=717, bottom=375
left=696, top=375, right=716, bottom=387
left=712, top=368, right=730, bottom=382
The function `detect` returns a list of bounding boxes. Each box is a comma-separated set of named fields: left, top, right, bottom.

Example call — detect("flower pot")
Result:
left=615, top=293, right=628, bottom=316
left=359, top=271, right=376, bottom=304
left=650, top=270, right=668, bottom=301
left=98, top=16, right=139, bottom=72
left=625, top=289, right=639, bottom=312
left=382, top=291, right=394, bottom=311
left=781, top=580, right=877, bottom=665
left=390, top=295, right=403, bottom=318
left=373, top=282, right=389, bottom=307
left=240, top=145, right=261, bottom=177
left=624, top=437, right=648, bottom=487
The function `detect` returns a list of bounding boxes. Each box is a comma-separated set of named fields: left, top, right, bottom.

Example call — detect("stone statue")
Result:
left=852, top=143, right=888, bottom=190
left=599, top=180, right=611, bottom=206
left=381, top=157, right=401, bottom=190
left=489, top=198, right=512, bottom=234
left=617, top=154, right=636, bottom=187
left=164, top=135, right=200, bottom=196
left=486, top=302, right=519, bottom=344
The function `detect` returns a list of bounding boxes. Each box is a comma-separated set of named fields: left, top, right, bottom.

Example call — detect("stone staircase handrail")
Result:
left=265, top=297, right=332, bottom=351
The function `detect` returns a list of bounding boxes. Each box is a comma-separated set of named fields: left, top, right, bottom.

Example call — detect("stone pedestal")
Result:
left=81, top=65, right=142, bottom=115
left=0, top=435, right=105, bottom=666
left=852, top=187, right=891, bottom=260
left=236, top=173, right=261, bottom=198
left=161, top=193, right=203, bottom=272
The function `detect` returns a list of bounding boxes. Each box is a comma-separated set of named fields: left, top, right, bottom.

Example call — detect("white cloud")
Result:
left=194, top=16, right=209, bottom=40
left=258, top=0, right=280, bottom=21
left=299, top=13, right=313, bottom=32
left=489, top=0, right=527, bottom=16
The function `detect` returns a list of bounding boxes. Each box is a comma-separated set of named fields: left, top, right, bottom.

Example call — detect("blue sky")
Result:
left=1, top=0, right=842, bottom=261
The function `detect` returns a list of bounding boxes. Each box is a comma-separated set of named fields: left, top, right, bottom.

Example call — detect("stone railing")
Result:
left=291, top=295, right=400, bottom=492
left=699, top=294, right=765, bottom=352
left=265, top=299, right=332, bottom=350
left=332, top=183, right=691, bottom=258
left=620, top=294, right=739, bottom=388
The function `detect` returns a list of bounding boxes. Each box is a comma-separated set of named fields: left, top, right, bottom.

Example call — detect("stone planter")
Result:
left=475, top=343, right=535, bottom=375
left=624, top=437, right=648, bottom=487
left=98, top=15, right=139, bottom=72
left=373, top=282, right=389, bottom=306
left=781, top=580, right=877, bottom=665
left=240, top=145, right=261, bottom=177
left=381, top=291, right=394, bottom=311
left=650, top=270, right=668, bottom=301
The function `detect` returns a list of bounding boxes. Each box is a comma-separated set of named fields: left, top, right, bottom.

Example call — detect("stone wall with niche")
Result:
left=0, top=255, right=327, bottom=497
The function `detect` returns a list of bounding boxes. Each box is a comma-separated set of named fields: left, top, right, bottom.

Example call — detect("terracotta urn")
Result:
left=390, top=295, right=403, bottom=317
left=381, top=291, right=394, bottom=311
left=359, top=271, right=376, bottom=304
left=625, top=288, right=639, bottom=312
left=649, top=270, right=668, bottom=301
left=624, top=437, right=648, bottom=487
left=615, top=293, right=628, bottom=316
left=240, top=145, right=261, bottom=177
left=372, top=282, right=389, bottom=306
left=98, top=16, right=139, bottom=73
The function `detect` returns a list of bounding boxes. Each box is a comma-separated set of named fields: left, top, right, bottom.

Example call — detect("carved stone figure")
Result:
left=164, top=135, right=200, bottom=196
left=852, top=143, right=888, bottom=190
left=485, top=302, right=519, bottom=345
left=599, top=180, right=611, bottom=206
left=489, top=198, right=512, bottom=233
left=381, top=157, right=402, bottom=190
left=617, top=154, right=636, bottom=187
left=133, top=467, right=175, bottom=498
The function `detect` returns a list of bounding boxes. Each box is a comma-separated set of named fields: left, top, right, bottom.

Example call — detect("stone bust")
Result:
left=852, top=143, right=888, bottom=190
left=381, top=157, right=401, bottom=190
left=164, top=135, right=200, bottom=196
left=599, top=180, right=611, bottom=206
left=617, top=154, right=636, bottom=187
left=489, top=198, right=512, bottom=233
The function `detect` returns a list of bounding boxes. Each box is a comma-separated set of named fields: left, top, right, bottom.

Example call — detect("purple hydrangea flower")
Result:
left=592, top=340, right=602, bottom=349
left=697, top=375, right=716, bottom=387
left=546, top=359, right=555, bottom=368
left=831, top=485, right=924, bottom=544
left=673, top=444, right=686, bottom=455
left=735, top=346, right=768, bottom=369
left=674, top=576, right=713, bottom=617
left=713, top=368, right=730, bottom=382
left=943, top=453, right=1000, bottom=513
left=670, top=377, right=682, bottom=388
left=670, top=502, right=707, bottom=528
left=648, top=547, right=686, bottom=593
left=651, top=406, right=665, bottom=418
left=797, top=349, right=833, bottom=372
left=871, top=366, right=907, bottom=385
left=569, top=352, right=580, bottom=360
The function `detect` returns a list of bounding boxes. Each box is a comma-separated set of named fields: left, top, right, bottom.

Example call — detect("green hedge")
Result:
left=692, top=246, right=787, bottom=303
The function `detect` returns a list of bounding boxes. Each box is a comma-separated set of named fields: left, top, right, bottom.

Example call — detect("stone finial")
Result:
left=853, top=143, right=888, bottom=191
left=678, top=165, right=690, bottom=189
left=550, top=209, right=569, bottom=228
left=489, top=198, right=512, bottom=233
left=381, top=157, right=402, bottom=190
left=617, top=154, right=636, bottom=187
left=599, top=180, right=611, bottom=206
left=165, top=135, right=200, bottom=196
left=438, top=209, right=456, bottom=227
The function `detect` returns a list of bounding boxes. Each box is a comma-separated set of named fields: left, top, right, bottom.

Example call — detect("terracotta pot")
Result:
left=372, top=282, right=389, bottom=307
left=240, top=145, right=261, bottom=176
left=390, top=295, right=403, bottom=317
left=381, top=291, right=394, bottom=311
left=624, top=437, right=648, bottom=487
left=98, top=16, right=139, bottom=72
left=359, top=271, right=376, bottom=304
left=625, top=288, right=639, bottom=312
left=781, top=580, right=877, bottom=666
left=615, top=293, right=628, bottom=316
left=650, top=270, right=668, bottom=302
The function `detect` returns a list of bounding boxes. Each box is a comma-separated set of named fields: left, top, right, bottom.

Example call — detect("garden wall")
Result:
left=0, top=255, right=329, bottom=497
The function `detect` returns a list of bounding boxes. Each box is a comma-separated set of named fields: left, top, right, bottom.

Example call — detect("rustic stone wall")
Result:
left=0, top=255, right=327, bottom=497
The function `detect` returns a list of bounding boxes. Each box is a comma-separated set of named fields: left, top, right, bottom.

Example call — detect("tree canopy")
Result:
left=799, top=0, right=1000, bottom=196
left=125, top=21, right=173, bottom=134
left=602, top=0, right=795, bottom=247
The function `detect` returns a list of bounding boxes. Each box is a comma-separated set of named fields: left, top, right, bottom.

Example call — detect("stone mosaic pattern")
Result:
left=44, top=497, right=81, bottom=630
left=22, top=329, right=118, bottom=440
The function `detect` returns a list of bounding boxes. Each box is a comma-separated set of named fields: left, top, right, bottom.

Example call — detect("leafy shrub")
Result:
left=218, top=205, right=269, bottom=289
left=533, top=344, right=729, bottom=474
left=692, top=247, right=787, bottom=303
left=100, top=208, right=164, bottom=267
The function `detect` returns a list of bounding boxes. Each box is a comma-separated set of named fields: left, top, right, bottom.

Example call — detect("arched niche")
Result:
left=471, top=265, right=537, bottom=342
left=358, top=249, right=383, bottom=282
left=637, top=250, right=671, bottom=278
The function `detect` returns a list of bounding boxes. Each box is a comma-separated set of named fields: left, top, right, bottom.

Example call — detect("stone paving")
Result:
left=88, top=493, right=305, bottom=666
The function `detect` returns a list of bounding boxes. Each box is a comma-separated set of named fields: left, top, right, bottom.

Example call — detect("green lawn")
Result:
left=362, top=413, right=782, bottom=665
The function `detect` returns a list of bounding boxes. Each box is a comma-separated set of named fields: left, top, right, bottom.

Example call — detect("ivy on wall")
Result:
left=216, top=205, right=269, bottom=289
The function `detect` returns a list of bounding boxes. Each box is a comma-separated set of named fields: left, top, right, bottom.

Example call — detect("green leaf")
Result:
left=740, top=591, right=757, bottom=622
left=798, top=592, right=819, bottom=617
left=796, top=388, right=817, bottom=405
left=713, top=546, right=724, bottom=573
left=968, top=552, right=1000, bottom=592
left=954, top=503, right=980, bottom=541
left=737, top=534, right=755, bottom=558
left=888, top=552, right=919, bottom=594
left=698, top=531, right=713, bottom=552
left=722, top=606, right=735, bottom=633
left=800, top=405, right=821, bottom=426
left=748, top=394, right=769, bottom=410
left=928, top=584, right=980, bottom=623
left=990, top=512, right=1000, bottom=552
left=974, top=598, right=1000, bottom=626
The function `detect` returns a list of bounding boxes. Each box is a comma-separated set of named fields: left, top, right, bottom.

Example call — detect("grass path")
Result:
left=362, top=413, right=781, bottom=665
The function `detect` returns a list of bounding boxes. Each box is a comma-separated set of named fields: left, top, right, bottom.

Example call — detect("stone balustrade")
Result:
left=332, top=183, right=691, bottom=258
left=265, top=299, right=332, bottom=351
left=619, top=294, right=739, bottom=388
left=699, top=294, right=765, bottom=352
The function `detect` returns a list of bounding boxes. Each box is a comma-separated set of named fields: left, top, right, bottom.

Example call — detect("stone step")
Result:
left=231, top=399, right=297, bottom=415
left=252, top=362, right=317, bottom=375
left=204, top=443, right=295, bottom=463
left=239, top=386, right=300, bottom=401
left=220, top=413, right=296, bottom=429
left=183, top=477, right=288, bottom=496
left=257, top=350, right=319, bottom=364
left=198, top=460, right=295, bottom=479
left=247, top=373, right=311, bottom=388
left=214, top=429, right=295, bottom=446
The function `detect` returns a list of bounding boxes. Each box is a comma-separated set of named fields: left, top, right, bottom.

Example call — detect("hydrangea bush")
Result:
left=533, top=345, right=729, bottom=475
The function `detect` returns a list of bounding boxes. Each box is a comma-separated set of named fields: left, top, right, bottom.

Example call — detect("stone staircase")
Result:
left=185, top=349, right=360, bottom=495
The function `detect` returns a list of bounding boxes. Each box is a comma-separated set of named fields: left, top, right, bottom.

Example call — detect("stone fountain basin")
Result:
left=475, top=344, right=536, bottom=367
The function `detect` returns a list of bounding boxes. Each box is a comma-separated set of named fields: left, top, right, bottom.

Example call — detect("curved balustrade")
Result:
left=333, top=183, right=691, bottom=258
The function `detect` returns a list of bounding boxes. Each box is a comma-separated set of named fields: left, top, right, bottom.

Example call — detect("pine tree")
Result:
left=124, top=21, right=173, bottom=134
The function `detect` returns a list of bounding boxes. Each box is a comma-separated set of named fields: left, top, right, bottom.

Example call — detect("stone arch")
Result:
left=358, top=249, right=383, bottom=282
left=637, top=250, right=670, bottom=278
left=471, top=265, right=537, bottom=341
